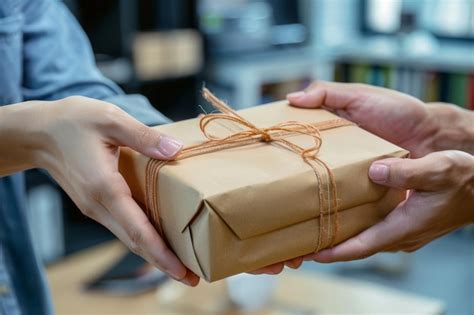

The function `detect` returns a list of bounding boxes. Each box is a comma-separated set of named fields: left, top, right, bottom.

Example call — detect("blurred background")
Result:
left=28, top=0, right=473, bottom=314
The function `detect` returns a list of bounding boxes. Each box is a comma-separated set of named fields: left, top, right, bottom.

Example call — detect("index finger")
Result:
left=99, top=176, right=200, bottom=286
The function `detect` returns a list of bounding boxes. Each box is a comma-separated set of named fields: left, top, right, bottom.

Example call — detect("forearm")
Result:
left=0, top=101, right=49, bottom=176
left=425, top=103, right=474, bottom=155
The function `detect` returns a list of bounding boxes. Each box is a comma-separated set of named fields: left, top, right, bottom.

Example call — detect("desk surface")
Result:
left=47, top=241, right=444, bottom=315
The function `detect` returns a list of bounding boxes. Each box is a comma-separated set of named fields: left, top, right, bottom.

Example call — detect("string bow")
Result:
left=199, top=88, right=324, bottom=160
left=145, top=88, right=353, bottom=251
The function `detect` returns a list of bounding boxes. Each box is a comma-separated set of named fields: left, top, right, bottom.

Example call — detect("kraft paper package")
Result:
left=119, top=90, right=409, bottom=282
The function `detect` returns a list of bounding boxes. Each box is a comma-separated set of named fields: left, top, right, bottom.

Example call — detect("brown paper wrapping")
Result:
left=119, top=101, right=408, bottom=281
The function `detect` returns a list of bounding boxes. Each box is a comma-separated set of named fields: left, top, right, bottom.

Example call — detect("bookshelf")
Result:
left=204, top=0, right=474, bottom=110
left=333, top=37, right=474, bottom=109
left=205, top=37, right=474, bottom=110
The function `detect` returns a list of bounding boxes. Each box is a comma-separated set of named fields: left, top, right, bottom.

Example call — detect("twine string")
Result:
left=144, top=88, right=353, bottom=252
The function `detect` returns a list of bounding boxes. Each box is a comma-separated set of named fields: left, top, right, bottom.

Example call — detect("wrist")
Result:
left=0, top=101, right=53, bottom=175
left=425, top=103, right=474, bottom=155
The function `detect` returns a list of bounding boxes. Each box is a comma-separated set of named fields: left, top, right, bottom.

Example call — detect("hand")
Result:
left=287, top=81, right=445, bottom=158
left=306, top=150, right=474, bottom=262
left=250, top=81, right=474, bottom=274
left=32, top=96, right=199, bottom=286
left=252, top=150, right=474, bottom=274
left=252, top=81, right=431, bottom=274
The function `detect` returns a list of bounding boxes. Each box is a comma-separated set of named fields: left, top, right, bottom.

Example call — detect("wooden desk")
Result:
left=47, top=241, right=444, bottom=315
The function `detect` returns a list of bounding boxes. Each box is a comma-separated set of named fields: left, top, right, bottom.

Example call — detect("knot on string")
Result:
left=196, top=88, right=325, bottom=160
left=260, top=130, right=272, bottom=143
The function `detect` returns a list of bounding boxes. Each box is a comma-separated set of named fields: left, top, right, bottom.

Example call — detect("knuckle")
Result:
left=440, top=151, right=459, bottom=172
left=353, top=235, right=374, bottom=259
left=397, top=163, right=418, bottom=187
left=77, top=200, right=104, bottom=222
left=99, top=104, right=122, bottom=129
left=127, top=227, right=145, bottom=255
left=56, top=96, right=91, bottom=114
left=137, top=126, right=155, bottom=148
left=79, top=205, right=96, bottom=219
left=434, top=151, right=472, bottom=186
left=88, top=172, right=105, bottom=187
left=88, top=175, right=130, bottom=205
left=102, top=103, right=121, bottom=116
left=87, top=175, right=109, bottom=203
left=62, top=95, right=89, bottom=104
left=107, top=179, right=130, bottom=198
left=444, top=151, right=472, bottom=170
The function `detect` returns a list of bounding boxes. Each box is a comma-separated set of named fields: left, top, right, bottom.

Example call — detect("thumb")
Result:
left=286, top=81, right=363, bottom=110
left=306, top=201, right=411, bottom=262
left=108, top=110, right=183, bottom=160
left=368, top=153, right=444, bottom=191
left=286, top=81, right=331, bottom=109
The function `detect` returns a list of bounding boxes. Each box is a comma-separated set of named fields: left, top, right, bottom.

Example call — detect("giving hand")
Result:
left=0, top=96, right=199, bottom=286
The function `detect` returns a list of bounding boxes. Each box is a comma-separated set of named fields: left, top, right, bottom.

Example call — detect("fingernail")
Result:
left=287, top=91, right=305, bottom=100
left=369, top=163, right=389, bottom=182
left=158, top=135, right=183, bottom=158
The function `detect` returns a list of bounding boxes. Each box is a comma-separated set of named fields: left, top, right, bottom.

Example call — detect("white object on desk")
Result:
left=27, top=185, right=64, bottom=263
left=226, top=273, right=277, bottom=311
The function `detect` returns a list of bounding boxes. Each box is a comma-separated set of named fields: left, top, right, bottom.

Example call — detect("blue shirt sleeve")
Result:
left=20, top=0, right=170, bottom=125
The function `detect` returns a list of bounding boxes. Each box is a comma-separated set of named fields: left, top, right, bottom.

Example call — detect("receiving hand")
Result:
left=34, top=96, right=199, bottom=286
left=287, top=81, right=436, bottom=158
left=252, top=150, right=474, bottom=274
left=306, top=150, right=474, bottom=262
left=250, top=81, right=474, bottom=274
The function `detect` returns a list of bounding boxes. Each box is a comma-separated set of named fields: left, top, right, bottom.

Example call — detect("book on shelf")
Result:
left=336, top=63, right=474, bottom=109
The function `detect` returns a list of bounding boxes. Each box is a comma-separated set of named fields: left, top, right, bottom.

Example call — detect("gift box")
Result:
left=119, top=89, right=408, bottom=281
